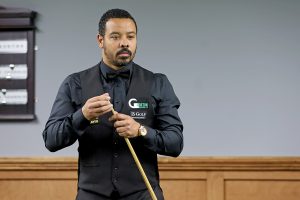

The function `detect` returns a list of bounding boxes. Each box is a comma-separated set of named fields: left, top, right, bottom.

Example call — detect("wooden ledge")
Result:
left=158, top=156, right=300, bottom=171
left=1, top=156, right=300, bottom=171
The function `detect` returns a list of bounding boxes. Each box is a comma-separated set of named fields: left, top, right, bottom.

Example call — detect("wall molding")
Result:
left=1, top=156, right=300, bottom=170
left=1, top=157, right=300, bottom=200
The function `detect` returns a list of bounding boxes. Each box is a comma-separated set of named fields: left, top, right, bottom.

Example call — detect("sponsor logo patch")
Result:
left=130, top=111, right=147, bottom=119
left=128, top=98, right=148, bottom=109
left=90, top=117, right=99, bottom=124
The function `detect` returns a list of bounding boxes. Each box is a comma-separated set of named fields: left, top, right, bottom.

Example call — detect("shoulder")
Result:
left=153, top=73, right=168, bottom=82
left=76, top=63, right=99, bottom=77
left=132, top=62, right=172, bottom=86
left=132, top=63, right=169, bottom=80
left=62, top=63, right=99, bottom=88
left=132, top=62, right=154, bottom=76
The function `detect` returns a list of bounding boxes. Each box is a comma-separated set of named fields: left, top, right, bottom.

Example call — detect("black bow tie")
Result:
left=106, top=70, right=130, bottom=80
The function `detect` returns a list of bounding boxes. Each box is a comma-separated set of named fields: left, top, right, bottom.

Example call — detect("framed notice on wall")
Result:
left=0, top=6, right=36, bottom=120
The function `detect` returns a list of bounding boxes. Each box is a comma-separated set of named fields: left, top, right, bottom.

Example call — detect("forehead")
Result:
left=105, top=18, right=136, bottom=34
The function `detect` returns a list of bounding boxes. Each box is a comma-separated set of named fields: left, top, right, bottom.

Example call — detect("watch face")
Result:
left=139, top=126, right=147, bottom=136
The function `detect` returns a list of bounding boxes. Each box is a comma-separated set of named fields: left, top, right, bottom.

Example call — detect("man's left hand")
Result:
left=109, top=112, right=140, bottom=138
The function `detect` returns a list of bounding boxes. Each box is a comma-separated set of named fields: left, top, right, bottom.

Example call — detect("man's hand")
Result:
left=82, top=93, right=113, bottom=120
left=109, top=112, right=140, bottom=138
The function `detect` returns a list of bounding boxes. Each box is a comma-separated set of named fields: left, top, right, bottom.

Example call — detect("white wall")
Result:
left=0, top=0, right=300, bottom=156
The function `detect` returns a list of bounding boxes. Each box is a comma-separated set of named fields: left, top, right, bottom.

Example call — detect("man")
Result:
left=43, top=8, right=183, bottom=200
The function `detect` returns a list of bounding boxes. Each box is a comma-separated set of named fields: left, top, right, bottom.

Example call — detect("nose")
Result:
left=120, top=38, right=129, bottom=48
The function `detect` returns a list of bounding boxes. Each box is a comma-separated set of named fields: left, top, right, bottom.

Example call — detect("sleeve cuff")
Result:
left=142, top=126, right=157, bottom=147
left=71, top=108, right=90, bottom=136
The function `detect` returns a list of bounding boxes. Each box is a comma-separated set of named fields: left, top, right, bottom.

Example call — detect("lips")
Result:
left=117, top=49, right=132, bottom=57
left=119, top=52, right=129, bottom=56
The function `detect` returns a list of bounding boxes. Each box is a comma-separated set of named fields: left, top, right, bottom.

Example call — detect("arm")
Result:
left=43, top=74, right=113, bottom=152
left=42, top=74, right=89, bottom=152
left=142, top=74, right=184, bottom=157
left=109, top=74, right=183, bottom=157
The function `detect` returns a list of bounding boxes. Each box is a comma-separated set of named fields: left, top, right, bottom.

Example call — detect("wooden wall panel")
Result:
left=161, top=180, right=206, bottom=200
left=0, top=180, right=77, bottom=200
left=225, top=180, right=300, bottom=200
left=224, top=171, right=300, bottom=200
left=0, top=169, right=77, bottom=200
left=0, top=157, right=300, bottom=200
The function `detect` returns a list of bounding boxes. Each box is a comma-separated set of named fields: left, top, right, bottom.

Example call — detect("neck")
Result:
left=103, top=61, right=117, bottom=71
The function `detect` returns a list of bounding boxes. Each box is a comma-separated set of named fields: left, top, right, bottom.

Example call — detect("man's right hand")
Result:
left=82, top=93, right=113, bottom=120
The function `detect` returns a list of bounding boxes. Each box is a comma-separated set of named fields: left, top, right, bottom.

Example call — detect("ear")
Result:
left=97, top=34, right=104, bottom=48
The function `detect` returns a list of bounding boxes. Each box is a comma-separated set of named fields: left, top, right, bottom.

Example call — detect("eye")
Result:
left=128, top=35, right=136, bottom=40
left=111, top=35, right=119, bottom=40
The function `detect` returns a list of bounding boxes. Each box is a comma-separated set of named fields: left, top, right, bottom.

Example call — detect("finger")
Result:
left=100, top=93, right=111, bottom=100
left=108, top=111, right=118, bottom=121
left=89, top=94, right=111, bottom=103
left=89, top=100, right=112, bottom=109
left=99, top=107, right=113, bottom=115
left=114, top=113, right=129, bottom=121
left=93, top=104, right=113, bottom=114
left=114, top=120, right=128, bottom=128
left=116, top=127, right=130, bottom=136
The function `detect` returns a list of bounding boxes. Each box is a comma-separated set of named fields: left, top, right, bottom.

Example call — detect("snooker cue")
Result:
left=111, top=107, right=157, bottom=200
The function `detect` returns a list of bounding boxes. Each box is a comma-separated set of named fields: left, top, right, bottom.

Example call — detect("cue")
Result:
left=111, top=108, right=157, bottom=200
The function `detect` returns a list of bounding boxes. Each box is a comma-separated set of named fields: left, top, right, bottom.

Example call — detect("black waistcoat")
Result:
left=78, top=63, right=158, bottom=197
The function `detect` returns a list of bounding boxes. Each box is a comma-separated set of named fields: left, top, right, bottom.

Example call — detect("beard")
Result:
left=115, top=48, right=134, bottom=66
left=104, top=46, right=137, bottom=68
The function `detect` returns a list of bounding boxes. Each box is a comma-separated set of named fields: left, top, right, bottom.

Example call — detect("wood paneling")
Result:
left=225, top=180, right=300, bottom=200
left=1, top=157, right=300, bottom=200
left=0, top=180, right=77, bottom=200
left=161, top=180, right=206, bottom=200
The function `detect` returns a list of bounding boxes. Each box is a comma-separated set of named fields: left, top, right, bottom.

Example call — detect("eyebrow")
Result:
left=109, top=32, right=120, bottom=35
left=109, top=31, right=136, bottom=35
left=127, top=31, right=136, bottom=34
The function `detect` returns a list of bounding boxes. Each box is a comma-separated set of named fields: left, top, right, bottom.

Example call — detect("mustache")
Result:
left=116, top=49, right=132, bottom=56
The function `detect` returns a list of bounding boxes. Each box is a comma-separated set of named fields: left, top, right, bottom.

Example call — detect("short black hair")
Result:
left=98, top=8, right=137, bottom=36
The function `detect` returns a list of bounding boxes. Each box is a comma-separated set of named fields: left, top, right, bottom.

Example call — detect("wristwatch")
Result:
left=138, top=125, right=147, bottom=137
